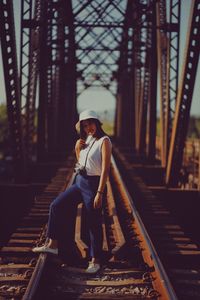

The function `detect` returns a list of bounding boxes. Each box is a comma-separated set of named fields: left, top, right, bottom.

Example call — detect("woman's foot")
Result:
left=85, top=261, right=100, bottom=274
left=32, top=244, right=58, bottom=255
left=32, top=239, right=58, bottom=255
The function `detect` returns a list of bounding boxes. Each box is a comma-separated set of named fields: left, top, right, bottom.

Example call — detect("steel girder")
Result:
left=129, top=0, right=157, bottom=159
left=37, top=0, right=76, bottom=161
left=0, top=0, right=26, bottom=181
left=115, top=0, right=135, bottom=147
left=73, top=0, right=127, bottom=96
left=20, top=0, right=43, bottom=162
left=146, top=1, right=157, bottom=161
left=168, top=0, right=180, bottom=151
left=166, top=0, right=200, bottom=186
left=137, top=2, right=152, bottom=155
left=114, top=0, right=157, bottom=153
left=156, top=0, right=169, bottom=166
left=156, top=0, right=181, bottom=167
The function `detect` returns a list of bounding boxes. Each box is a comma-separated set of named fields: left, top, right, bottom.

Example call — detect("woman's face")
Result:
left=82, top=119, right=97, bottom=136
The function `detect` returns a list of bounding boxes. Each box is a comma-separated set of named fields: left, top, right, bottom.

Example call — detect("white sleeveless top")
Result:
left=78, top=135, right=111, bottom=176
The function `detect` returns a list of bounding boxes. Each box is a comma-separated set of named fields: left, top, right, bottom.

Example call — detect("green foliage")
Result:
left=0, top=104, right=9, bottom=142
left=156, top=116, right=200, bottom=138
left=102, top=116, right=200, bottom=138
left=0, top=103, right=7, bottom=119
left=156, top=118, right=161, bottom=137
left=102, top=121, right=114, bottom=136
left=188, top=116, right=200, bottom=138
left=0, top=104, right=9, bottom=157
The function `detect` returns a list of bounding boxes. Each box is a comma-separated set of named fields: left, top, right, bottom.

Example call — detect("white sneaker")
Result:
left=32, top=245, right=58, bottom=255
left=85, top=262, right=100, bottom=274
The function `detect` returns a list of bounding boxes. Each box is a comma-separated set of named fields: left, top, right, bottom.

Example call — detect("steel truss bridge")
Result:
left=0, top=0, right=200, bottom=186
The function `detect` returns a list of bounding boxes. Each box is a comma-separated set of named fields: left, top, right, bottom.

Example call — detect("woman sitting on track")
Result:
left=33, top=109, right=112, bottom=274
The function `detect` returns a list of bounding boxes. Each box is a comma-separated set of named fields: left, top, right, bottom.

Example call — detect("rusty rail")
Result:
left=111, top=156, right=178, bottom=300
left=22, top=169, right=75, bottom=300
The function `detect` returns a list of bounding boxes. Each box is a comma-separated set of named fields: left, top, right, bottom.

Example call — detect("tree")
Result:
left=0, top=103, right=9, bottom=157
left=188, top=116, right=200, bottom=138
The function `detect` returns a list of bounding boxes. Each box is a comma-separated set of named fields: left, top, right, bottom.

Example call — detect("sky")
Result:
left=77, top=89, right=116, bottom=114
left=0, top=0, right=199, bottom=116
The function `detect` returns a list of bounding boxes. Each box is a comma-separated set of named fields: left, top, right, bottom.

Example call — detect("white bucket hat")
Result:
left=79, top=110, right=99, bottom=122
left=75, top=110, right=100, bottom=131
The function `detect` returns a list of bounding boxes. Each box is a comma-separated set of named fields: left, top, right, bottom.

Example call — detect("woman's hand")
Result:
left=75, top=139, right=85, bottom=160
left=93, top=193, right=103, bottom=209
left=76, top=138, right=85, bottom=150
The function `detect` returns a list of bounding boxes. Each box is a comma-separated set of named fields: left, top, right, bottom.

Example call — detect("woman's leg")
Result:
left=32, top=180, right=83, bottom=255
left=87, top=206, right=103, bottom=261
left=79, top=177, right=103, bottom=262
left=83, top=198, right=103, bottom=273
left=46, top=183, right=82, bottom=246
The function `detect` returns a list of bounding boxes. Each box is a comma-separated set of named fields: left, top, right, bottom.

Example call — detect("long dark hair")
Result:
left=80, top=118, right=107, bottom=140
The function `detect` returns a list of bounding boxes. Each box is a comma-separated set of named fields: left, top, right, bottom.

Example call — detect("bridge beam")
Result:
left=166, top=0, right=200, bottom=186
left=0, top=1, right=26, bottom=181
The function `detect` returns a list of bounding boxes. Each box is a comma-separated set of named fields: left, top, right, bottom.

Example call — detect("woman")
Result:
left=33, top=109, right=112, bottom=274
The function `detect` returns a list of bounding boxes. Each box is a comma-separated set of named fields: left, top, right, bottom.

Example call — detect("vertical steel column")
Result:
left=129, top=1, right=153, bottom=156
left=0, top=0, right=26, bottom=181
left=20, top=0, right=42, bottom=161
left=156, top=0, right=169, bottom=166
left=116, top=0, right=135, bottom=147
left=65, top=4, right=77, bottom=150
left=114, top=93, right=121, bottom=140
left=20, top=0, right=33, bottom=110
left=115, top=5, right=129, bottom=145
left=38, top=0, right=66, bottom=160
left=168, top=0, right=181, bottom=149
left=128, top=67, right=136, bottom=149
left=47, top=2, right=64, bottom=154
left=58, top=0, right=77, bottom=153
left=156, top=0, right=181, bottom=166
left=146, top=1, right=157, bottom=161
left=37, top=0, right=49, bottom=161
left=134, top=26, right=142, bottom=152
left=119, top=75, right=134, bottom=147
left=166, top=0, right=200, bottom=186
left=37, top=0, right=76, bottom=161
left=138, top=58, right=149, bottom=154
left=132, top=0, right=143, bottom=153
left=138, top=2, right=154, bottom=156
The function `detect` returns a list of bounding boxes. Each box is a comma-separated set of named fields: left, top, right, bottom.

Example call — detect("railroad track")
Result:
left=0, top=154, right=177, bottom=299
left=113, top=145, right=200, bottom=300
left=0, top=157, right=75, bottom=299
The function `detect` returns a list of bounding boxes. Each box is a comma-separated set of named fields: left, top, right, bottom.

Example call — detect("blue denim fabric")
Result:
left=46, top=174, right=103, bottom=259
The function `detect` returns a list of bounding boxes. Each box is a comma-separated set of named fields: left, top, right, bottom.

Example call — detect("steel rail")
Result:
left=111, top=156, right=178, bottom=300
left=22, top=253, right=47, bottom=300
left=20, top=169, right=76, bottom=299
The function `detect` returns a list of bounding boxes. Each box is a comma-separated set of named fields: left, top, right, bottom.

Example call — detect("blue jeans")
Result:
left=46, top=174, right=104, bottom=259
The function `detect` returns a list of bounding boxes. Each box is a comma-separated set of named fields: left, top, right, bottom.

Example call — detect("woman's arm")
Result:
left=75, top=138, right=85, bottom=160
left=93, top=138, right=112, bottom=209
